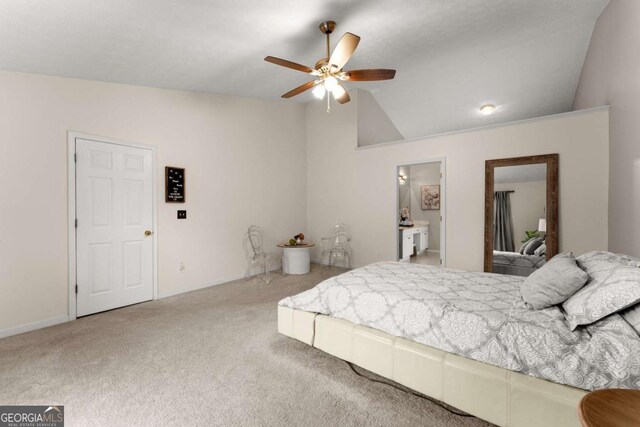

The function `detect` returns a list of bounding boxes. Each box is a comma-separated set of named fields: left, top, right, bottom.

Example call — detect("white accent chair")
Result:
left=245, top=225, right=280, bottom=283
left=320, top=224, right=352, bottom=268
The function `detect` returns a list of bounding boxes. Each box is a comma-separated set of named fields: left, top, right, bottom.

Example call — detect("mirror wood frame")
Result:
left=484, top=154, right=559, bottom=273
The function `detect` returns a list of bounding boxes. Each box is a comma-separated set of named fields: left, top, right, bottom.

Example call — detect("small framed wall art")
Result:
left=165, top=167, right=185, bottom=203
left=421, top=185, right=440, bottom=210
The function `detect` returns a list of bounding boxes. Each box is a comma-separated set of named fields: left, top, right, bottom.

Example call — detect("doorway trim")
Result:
left=67, top=131, right=158, bottom=320
left=395, top=157, right=447, bottom=267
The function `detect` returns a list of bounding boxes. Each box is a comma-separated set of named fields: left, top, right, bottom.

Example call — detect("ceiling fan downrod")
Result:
left=319, top=21, right=335, bottom=63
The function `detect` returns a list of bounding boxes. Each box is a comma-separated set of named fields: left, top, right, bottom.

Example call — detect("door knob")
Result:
left=144, top=230, right=153, bottom=236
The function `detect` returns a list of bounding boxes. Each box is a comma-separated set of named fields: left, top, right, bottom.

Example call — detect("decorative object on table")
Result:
left=286, top=233, right=305, bottom=246
left=245, top=225, right=281, bottom=284
left=399, top=207, right=413, bottom=226
left=320, top=224, right=352, bottom=268
left=421, top=185, right=440, bottom=210
left=165, top=166, right=185, bottom=203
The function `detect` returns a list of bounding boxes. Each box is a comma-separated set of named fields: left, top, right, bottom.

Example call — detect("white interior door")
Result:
left=76, top=138, right=154, bottom=316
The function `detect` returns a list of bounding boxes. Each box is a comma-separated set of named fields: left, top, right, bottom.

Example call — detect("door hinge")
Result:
left=440, top=216, right=442, bottom=222
left=75, top=284, right=78, bottom=294
left=75, top=218, right=78, bottom=228
left=74, top=153, right=77, bottom=163
left=440, top=259, right=443, bottom=265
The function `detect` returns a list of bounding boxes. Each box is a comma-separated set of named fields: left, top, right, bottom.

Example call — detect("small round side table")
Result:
left=578, top=389, right=640, bottom=427
left=277, top=243, right=315, bottom=275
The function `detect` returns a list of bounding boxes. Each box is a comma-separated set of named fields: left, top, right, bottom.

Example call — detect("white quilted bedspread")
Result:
left=279, top=262, right=640, bottom=391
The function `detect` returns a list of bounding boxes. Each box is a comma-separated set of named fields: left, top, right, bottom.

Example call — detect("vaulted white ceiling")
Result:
left=0, top=0, right=608, bottom=139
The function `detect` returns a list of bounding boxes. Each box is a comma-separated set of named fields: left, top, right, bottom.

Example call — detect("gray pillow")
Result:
left=518, top=237, right=535, bottom=254
left=521, top=253, right=588, bottom=309
left=523, top=237, right=544, bottom=255
left=534, top=243, right=546, bottom=257
left=563, top=251, right=640, bottom=330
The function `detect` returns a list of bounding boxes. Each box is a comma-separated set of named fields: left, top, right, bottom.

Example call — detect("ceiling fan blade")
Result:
left=334, top=83, right=351, bottom=104
left=344, top=69, right=396, bottom=81
left=264, top=56, right=315, bottom=74
left=329, top=32, right=360, bottom=70
left=282, top=81, right=318, bottom=98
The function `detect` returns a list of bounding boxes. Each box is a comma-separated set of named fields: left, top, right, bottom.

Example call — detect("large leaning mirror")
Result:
left=484, top=154, right=558, bottom=276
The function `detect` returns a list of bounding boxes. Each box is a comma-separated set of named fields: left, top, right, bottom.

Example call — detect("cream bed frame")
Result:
left=278, top=306, right=586, bottom=427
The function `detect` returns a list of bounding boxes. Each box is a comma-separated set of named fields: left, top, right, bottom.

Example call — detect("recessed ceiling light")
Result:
left=480, top=104, right=496, bottom=115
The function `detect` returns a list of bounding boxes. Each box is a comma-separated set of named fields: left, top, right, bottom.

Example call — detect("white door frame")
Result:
left=395, top=157, right=447, bottom=267
left=67, top=131, right=158, bottom=320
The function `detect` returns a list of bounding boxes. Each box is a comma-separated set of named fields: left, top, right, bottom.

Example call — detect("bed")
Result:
left=492, top=250, right=546, bottom=276
left=278, top=261, right=640, bottom=427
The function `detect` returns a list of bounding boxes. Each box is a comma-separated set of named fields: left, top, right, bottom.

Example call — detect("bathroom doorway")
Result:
left=397, top=159, right=446, bottom=267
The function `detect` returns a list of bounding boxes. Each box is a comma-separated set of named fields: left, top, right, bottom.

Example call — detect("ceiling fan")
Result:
left=264, top=21, right=396, bottom=109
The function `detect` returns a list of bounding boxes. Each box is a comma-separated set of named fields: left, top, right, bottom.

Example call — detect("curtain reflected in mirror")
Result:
left=485, top=155, right=558, bottom=276
left=494, top=191, right=515, bottom=253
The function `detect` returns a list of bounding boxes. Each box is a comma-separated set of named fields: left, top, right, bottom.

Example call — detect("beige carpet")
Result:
left=0, top=265, right=490, bottom=426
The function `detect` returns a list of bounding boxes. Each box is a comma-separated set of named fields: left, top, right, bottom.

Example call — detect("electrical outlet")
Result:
left=177, top=210, right=187, bottom=219
left=178, top=262, right=185, bottom=272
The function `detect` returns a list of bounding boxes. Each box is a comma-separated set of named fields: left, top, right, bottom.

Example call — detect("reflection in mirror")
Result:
left=484, top=155, right=558, bottom=276
left=493, top=164, right=547, bottom=276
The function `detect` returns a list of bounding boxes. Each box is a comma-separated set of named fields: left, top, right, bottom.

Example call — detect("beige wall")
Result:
left=306, top=103, right=609, bottom=271
left=0, top=66, right=612, bottom=336
left=494, top=181, right=546, bottom=249
left=356, top=90, right=404, bottom=147
left=0, top=70, right=306, bottom=334
left=573, top=0, right=640, bottom=258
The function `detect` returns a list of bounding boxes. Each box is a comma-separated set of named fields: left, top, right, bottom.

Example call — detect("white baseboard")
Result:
left=0, top=314, right=70, bottom=339
left=157, top=276, right=243, bottom=299
left=1, top=264, right=285, bottom=338
left=311, top=258, right=355, bottom=269
left=157, top=263, right=282, bottom=299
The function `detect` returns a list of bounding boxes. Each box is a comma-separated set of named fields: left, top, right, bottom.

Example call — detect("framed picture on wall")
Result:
left=165, top=167, right=185, bottom=203
left=421, top=185, right=440, bottom=210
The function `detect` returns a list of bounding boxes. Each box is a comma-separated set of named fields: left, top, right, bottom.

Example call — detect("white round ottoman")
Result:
left=278, top=243, right=315, bottom=274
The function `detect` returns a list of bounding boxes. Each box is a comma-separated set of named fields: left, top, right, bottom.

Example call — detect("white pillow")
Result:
left=534, top=243, right=546, bottom=257
left=562, top=251, right=640, bottom=330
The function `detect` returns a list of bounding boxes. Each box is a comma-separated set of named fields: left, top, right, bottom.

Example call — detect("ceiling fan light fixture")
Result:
left=264, top=21, right=396, bottom=109
left=332, top=84, right=346, bottom=99
left=312, top=84, right=326, bottom=99
left=324, top=76, right=338, bottom=92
